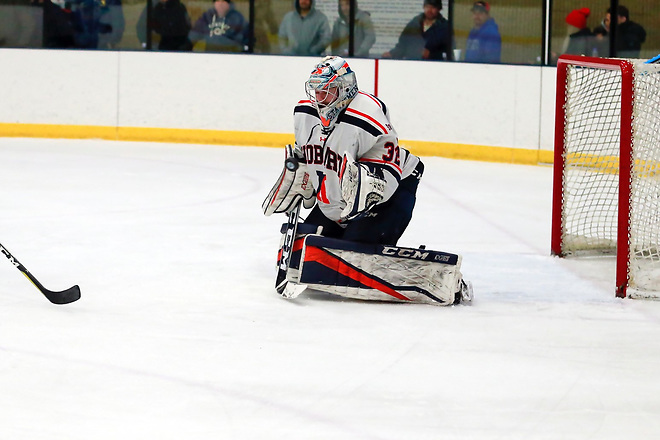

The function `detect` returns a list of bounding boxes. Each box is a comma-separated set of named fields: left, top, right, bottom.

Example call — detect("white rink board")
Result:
left=0, top=48, right=554, bottom=152
left=0, top=49, right=119, bottom=126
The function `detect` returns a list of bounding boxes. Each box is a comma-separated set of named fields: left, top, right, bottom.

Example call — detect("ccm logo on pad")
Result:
left=381, top=247, right=430, bottom=260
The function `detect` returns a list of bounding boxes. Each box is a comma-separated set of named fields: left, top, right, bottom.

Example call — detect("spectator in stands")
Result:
left=70, top=0, right=114, bottom=49
left=137, top=0, right=192, bottom=51
left=562, top=7, right=594, bottom=57
left=610, top=5, right=646, bottom=58
left=592, top=6, right=646, bottom=58
left=97, top=0, right=124, bottom=49
left=592, top=13, right=609, bottom=56
left=382, top=0, right=452, bottom=61
left=42, top=0, right=76, bottom=48
left=189, top=0, right=247, bottom=53
left=464, top=1, right=501, bottom=63
left=331, top=0, right=375, bottom=58
left=278, top=0, right=330, bottom=56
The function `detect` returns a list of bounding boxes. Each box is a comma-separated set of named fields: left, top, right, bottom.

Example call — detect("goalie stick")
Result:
left=0, top=243, right=81, bottom=305
left=275, top=155, right=303, bottom=295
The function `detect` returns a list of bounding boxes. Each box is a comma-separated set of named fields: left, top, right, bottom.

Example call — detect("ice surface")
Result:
left=1, top=138, right=660, bottom=440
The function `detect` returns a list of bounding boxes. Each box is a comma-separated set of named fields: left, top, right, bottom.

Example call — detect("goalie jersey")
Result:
left=293, top=91, right=421, bottom=222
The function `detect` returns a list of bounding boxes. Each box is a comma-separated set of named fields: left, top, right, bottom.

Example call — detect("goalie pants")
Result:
left=303, top=160, right=424, bottom=246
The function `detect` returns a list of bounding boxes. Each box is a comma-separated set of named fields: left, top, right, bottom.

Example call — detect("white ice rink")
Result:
left=2, top=137, right=660, bottom=440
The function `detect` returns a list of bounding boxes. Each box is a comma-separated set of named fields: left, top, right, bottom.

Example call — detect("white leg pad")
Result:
left=297, top=235, right=467, bottom=306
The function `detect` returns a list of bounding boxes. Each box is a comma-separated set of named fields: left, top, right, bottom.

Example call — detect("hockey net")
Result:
left=552, top=55, right=660, bottom=299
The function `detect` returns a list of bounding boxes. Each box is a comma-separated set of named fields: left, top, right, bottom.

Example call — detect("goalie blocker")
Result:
left=278, top=228, right=472, bottom=305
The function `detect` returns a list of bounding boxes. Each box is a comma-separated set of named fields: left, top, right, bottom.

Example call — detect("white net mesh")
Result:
left=628, top=65, right=660, bottom=294
left=560, top=59, right=660, bottom=296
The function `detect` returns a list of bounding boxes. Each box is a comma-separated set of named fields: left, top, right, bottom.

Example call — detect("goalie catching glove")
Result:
left=339, top=153, right=386, bottom=221
left=263, top=144, right=316, bottom=216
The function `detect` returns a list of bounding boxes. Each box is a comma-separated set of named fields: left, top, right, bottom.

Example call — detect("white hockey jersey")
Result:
left=294, top=91, right=420, bottom=222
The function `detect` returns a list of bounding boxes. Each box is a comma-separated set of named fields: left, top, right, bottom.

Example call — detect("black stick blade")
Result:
left=22, top=272, right=81, bottom=305
left=42, top=284, right=81, bottom=305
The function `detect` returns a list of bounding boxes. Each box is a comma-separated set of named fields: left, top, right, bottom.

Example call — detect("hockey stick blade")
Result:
left=0, top=243, right=81, bottom=305
left=23, top=272, right=81, bottom=305
left=282, top=282, right=307, bottom=299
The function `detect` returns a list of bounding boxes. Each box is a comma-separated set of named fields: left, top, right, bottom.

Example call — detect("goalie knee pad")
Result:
left=276, top=223, right=321, bottom=284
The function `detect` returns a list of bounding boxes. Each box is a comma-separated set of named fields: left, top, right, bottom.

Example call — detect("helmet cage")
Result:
left=305, top=57, right=358, bottom=128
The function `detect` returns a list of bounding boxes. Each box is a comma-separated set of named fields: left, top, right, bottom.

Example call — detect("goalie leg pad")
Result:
left=276, top=223, right=320, bottom=284
left=297, top=235, right=467, bottom=305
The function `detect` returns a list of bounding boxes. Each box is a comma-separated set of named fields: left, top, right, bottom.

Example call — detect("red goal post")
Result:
left=552, top=55, right=660, bottom=299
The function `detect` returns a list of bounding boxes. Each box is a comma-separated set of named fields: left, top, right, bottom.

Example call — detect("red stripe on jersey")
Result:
left=359, top=158, right=402, bottom=175
left=346, top=108, right=388, bottom=134
left=298, top=99, right=312, bottom=105
left=359, top=91, right=382, bottom=108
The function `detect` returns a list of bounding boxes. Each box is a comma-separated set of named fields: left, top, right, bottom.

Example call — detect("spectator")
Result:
left=562, top=7, right=593, bottom=56
left=592, top=13, right=609, bottom=56
left=137, top=0, right=192, bottom=51
left=278, top=0, right=330, bottom=56
left=97, top=0, right=124, bottom=49
left=464, top=1, right=500, bottom=63
left=610, top=5, right=646, bottom=58
left=70, top=0, right=113, bottom=49
left=331, top=0, right=375, bottom=58
left=42, top=0, right=76, bottom=48
left=189, top=0, right=247, bottom=53
left=382, top=0, right=452, bottom=61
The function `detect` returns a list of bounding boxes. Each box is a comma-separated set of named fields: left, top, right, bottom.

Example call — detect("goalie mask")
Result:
left=305, top=56, right=358, bottom=130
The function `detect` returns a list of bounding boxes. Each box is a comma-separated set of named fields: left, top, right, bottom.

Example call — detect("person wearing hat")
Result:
left=382, top=0, right=453, bottom=61
left=464, top=1, right=501, bottom=63
left=189, top=0, right=248, bottom=53
left=561, top=7, right=594, bottom=57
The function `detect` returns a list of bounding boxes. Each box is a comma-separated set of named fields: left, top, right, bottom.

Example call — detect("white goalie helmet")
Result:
left=305, top=56, right=358, bottom=130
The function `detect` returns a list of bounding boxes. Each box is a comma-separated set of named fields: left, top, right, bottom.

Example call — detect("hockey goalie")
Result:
left=262, top=56, right=472, bottom=306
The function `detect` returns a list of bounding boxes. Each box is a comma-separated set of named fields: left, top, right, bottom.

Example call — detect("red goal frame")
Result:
left=551, top=55, right=635, bottom=298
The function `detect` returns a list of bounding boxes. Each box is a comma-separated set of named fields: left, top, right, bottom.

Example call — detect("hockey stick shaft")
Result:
left=645, top=53, right=660, bottom=64
left=275, top=200, right=301, bottom=294
left=0, top=242, right=81, bottom=305
left=275, top=152, right=303, bottom=294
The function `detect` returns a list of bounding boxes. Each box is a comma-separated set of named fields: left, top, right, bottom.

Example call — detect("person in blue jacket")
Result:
left=464, top=1, right=501, bottom=63
left=189, top=0, right=247, bottom=52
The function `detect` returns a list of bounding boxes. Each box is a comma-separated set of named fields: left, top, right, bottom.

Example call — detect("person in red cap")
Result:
left=561, top=7, right=594, bottom=57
